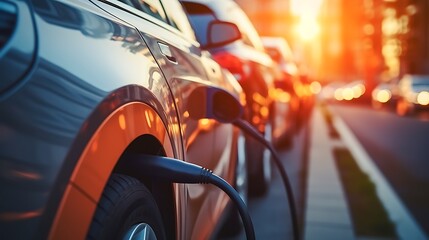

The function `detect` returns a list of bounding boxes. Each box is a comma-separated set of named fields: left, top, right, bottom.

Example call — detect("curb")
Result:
left=332, top=112, right=427, bottom=240
left=304, top=106, right=354, bottom=240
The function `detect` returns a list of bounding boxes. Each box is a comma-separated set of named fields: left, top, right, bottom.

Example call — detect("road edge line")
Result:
left=332, top=114, right=427, bottom=240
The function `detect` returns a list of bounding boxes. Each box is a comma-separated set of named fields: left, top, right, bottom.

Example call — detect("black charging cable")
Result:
left=234, top=119, right=300, bottom=240
left=126, top=154, right=255, bottom=240
left=125, top=119, right=299, bottom=239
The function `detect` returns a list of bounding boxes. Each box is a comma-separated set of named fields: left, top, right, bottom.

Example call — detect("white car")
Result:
left=396, top=75, right=429, bottom=115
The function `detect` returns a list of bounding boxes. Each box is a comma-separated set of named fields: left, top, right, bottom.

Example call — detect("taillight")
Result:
left=212, top=52, right=249, bottom=81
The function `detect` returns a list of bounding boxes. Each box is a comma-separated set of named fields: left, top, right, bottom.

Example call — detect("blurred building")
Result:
left=320, top=0, right=383, bottom=92
left=235, top=0, right=429, bottom=85
left=234, top=0, right=292, bottom=40
left=361, top=0, right=383, bottom=94
left=335, top=0, right=429, bottom=82
left=386, top=0, right=429, bottom=75
left=318, top=0, right=342, bottom=82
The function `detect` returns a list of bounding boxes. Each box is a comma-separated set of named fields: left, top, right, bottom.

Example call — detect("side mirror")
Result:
left=204, top=21, right=241, bottom=49
left=187, top=85, right=243, bottom=123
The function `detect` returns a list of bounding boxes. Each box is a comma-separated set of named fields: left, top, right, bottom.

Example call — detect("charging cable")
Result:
left=234, top=119, right=300, bottom=240
left=123, top=118, right=299, bottom=239
left=126, top=154, right=256, bottom=240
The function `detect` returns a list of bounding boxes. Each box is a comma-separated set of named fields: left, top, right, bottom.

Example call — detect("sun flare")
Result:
left=296, top=16, right=320, bottom=41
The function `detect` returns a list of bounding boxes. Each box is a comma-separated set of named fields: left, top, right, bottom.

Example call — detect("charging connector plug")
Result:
left=126, top=154, right=255, bottom=240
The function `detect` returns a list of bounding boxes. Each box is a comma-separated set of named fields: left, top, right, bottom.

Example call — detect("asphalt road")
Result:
left=329, top=102, right=429, bottom=236
left=221, top=116, right=311, bottom=240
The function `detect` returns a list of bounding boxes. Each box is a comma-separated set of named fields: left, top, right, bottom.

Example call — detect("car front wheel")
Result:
left=88, top=174, right=166, bottom=240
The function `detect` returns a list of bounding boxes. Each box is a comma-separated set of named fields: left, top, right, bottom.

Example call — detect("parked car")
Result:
left=181, top=0, right=280, bottom=196
left=0, top=0, right=247, bottom=239
left=261, top=36, right=305, bottom=144
left=396, top=74, right=429, bottom=116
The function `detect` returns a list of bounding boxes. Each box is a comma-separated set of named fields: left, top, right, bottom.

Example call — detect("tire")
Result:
left=88, top=174, right=166, bottom=240
left=248, top=123, right=272, bottom=197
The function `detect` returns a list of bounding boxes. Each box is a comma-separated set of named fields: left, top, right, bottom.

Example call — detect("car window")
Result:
left=181, top=2, right=215, bottom=46
left=118, top=0, right=167, bottom=23
left=160, top=0, right=196, bottom=41
left=182, top=1, right=264, bottom=52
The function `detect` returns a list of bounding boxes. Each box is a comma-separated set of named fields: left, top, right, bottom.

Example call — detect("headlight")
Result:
left=353, top=84, right=365, bottom=98
left=334, top=88, right=344, bottom=101
left=373, top=89, right=391, bottom=103
left=417, top=91, right=429, bottom=105
left=342, top=88, right=354, bottom=100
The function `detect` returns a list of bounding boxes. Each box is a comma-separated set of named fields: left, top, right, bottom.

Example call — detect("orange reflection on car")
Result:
left=0, top=209, right=43, bottom=221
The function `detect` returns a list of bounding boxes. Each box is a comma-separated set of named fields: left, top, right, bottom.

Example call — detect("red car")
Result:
left=181, top=0, right=281, bottom=196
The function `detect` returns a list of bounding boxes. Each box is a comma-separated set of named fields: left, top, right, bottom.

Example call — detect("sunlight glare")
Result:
left=291, top=0, right=322, bottom=41
left=297, top=16, right=320, bottom=41
left=291, top=0, right=323, bottom=16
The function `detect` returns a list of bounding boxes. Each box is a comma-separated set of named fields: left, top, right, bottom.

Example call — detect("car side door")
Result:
left=89, top=1, right=236, bottom=239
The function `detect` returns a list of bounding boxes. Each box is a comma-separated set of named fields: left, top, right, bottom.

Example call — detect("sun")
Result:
left=296, top=15, right=320, bottom=41
left=291, top=0, right=323, bottom=41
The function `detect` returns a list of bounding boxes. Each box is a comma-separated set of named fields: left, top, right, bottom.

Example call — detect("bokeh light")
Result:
left=310, top=81, right=322, bottom=94
left=373, top=89, right=392, bottom=103
left=417, top=91, right=429, bottom=105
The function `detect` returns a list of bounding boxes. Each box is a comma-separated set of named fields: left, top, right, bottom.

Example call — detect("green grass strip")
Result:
left=334, top=147, right=397, bottom=238
left=319, top=103, right=340, bottom=139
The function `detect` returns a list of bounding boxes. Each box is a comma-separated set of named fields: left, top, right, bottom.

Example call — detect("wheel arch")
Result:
left=114, top=134, right=177, bottom=240
left=48, top=86, right=180, bottom=240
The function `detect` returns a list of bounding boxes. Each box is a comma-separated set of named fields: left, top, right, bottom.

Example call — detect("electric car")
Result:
left=180, top=0, right=278, bottom=196
left=261, top=36, right=305, bottom=145
left=0, top=0, right=248, bottom=239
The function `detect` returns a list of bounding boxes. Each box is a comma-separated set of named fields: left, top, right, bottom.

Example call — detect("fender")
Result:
left=49, top=101, right=175, bottom=239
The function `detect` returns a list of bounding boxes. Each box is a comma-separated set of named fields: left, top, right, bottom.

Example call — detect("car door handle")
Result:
left=158, top=42, right=177, bottom=63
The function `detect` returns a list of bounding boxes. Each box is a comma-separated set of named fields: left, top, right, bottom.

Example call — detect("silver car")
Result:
left=396, top=75, right=429, bottom=115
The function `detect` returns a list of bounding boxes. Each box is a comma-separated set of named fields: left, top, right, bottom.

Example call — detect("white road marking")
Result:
left=333, top=115, right=427, bottom=240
